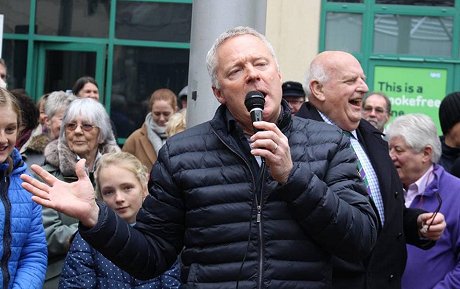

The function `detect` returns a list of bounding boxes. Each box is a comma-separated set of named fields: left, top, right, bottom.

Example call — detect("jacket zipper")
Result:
left=256, top=203, right=263, bottom=289
left=212, top=129, right=265, bottom=289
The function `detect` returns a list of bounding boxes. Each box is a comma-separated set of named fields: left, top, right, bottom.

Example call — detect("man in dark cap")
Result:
left=282, top=81, right=305, bottom=114
left=439, top=91, right=460, bottom=178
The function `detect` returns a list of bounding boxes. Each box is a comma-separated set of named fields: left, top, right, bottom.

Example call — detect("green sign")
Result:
left=373, top=66, right=447, bottom=134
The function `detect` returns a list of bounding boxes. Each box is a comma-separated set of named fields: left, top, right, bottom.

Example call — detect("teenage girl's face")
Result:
left=0, top=105, right=18, bottom=163
left=98, top=164, right=146, bottom=224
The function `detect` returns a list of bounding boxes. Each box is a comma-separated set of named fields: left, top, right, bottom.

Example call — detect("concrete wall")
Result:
left=266, top=0, right=321, bottom=85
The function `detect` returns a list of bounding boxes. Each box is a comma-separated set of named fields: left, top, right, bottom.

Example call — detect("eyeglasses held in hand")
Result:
left=426, top=191, right=442, bottom=232
left=65, top=123, right=97, bottom=132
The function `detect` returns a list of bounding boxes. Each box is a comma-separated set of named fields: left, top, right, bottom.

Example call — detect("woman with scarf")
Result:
left=40, top=98, right=120, bottom=288
left=123, top=88, right=177, bottom=172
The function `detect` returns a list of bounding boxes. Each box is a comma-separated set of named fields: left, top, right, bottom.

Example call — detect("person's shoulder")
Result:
left=43, top=138, right=59, bottom=160
left=123, top=127, right=148, bottom=149
left=126, top=126, right=146, bottom=140
left=435, top=165, right=460, bottom=206
left=8, top=150, right=27, bottom=178
left=8, top=174, right=35, bottom=204
left=290, top=117, right=345, bottom=147
left=358, top=119, right=388, bottom=147
left=293, top=116, right=342, bottom=134
left=41, top=161, right=58, bottom=174
left=161, top=121, right=213, bottom=157
left=168, top=121, right=212, bottom=141
left=359, top=119, right=384, bottom=136
left=26, top=133, right=51, bottom=153
left=69, top=232, right=91, bottom=250
left=437, top=164, right=460, bottom=184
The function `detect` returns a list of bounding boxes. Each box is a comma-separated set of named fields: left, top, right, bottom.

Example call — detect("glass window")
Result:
left=2, top=0, right=31, bottom=34
left=111, top=46, right=189, bottom=138
left=2, top=40, right=28, bottom=90
left=373, top=14, right=452, bottom=57
left=36, top=0, right=110, bottom=37
left=116, top=2, right=192, bottom=42
left=43, top=50, right=97, bottom=93
left=325, top=12, right=362, bottom=53
left=375, top=0, right=454, bottom=6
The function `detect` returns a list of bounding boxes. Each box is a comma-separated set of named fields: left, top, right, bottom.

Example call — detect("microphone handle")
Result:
left=250, top=108, right=263, bottom=132
left=249, top=108, right=265, bottom=164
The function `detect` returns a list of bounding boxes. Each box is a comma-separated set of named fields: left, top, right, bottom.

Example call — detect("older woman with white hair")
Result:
left=387, top=113, right=457, bottom=289
left=40, top=98, right=120, bottom=288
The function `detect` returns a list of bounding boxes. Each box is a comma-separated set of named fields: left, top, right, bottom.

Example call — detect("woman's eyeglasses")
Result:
left=426, top=191, right=442, bottom=232
left=65, top=123, right=97, bottom=132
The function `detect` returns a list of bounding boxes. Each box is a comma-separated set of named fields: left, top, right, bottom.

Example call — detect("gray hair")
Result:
left=304, top=60, right=329, bottom=98
left=45, top=91, right=75, bottom=119
left=206, top=26, right=279, bottom=89
left=60, top=98, right=116, bottom=145
left=386, top=113, right=441, bottom=163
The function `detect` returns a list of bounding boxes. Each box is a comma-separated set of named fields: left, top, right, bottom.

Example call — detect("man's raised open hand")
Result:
left=20, top=159, right=100, bottom=228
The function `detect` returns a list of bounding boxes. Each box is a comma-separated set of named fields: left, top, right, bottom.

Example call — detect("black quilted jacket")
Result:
left=81, top=103, right=378, bottom=289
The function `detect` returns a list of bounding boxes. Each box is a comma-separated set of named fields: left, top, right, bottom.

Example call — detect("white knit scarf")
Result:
left=145, top=112, right=167, bottom=154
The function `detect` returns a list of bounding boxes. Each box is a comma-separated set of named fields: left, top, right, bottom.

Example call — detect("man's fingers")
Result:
left=20, top=174, right=51, bottom=194
left=29, top=164, right=58, bottom=186
left=21, top=181, right=50, bottom=201
left=31, top=196, right=54, bottom=209
left=253, top=121, right=281, bottom=134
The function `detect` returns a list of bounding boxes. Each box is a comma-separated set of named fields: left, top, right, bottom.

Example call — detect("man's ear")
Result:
left=213, top=87, right=226, bottom=104
left=309, top=80, right=326, bottom=102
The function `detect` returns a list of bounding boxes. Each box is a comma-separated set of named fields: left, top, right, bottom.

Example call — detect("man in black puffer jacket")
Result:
left=22, top=26, right=378, bottom=289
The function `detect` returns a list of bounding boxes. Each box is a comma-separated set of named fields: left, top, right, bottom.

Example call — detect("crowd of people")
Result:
left=0, top=24, right=459, bottom=289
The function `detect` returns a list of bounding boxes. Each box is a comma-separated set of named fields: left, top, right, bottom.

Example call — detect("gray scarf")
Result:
left=145, top=112, right=167, bottom=154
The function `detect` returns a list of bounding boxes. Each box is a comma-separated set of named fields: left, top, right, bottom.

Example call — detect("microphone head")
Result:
left=244, top=91, right=265, bottom=112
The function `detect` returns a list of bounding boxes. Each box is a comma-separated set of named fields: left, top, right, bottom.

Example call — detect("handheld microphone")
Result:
left=244, top=91, right=265, bottom=132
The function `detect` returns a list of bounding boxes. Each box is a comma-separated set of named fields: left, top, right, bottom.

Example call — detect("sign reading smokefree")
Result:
left=373, top=66, right=447, bottom=134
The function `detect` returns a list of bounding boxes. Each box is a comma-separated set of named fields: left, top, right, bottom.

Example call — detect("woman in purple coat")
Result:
left=388, top=114, right=458, bottom=289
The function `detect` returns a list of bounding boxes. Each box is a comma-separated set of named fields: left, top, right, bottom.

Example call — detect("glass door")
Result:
left=35, top=42, right=106, bottom=101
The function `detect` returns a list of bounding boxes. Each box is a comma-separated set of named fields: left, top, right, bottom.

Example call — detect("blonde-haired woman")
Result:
left=123, top=88, right=177, bottom=172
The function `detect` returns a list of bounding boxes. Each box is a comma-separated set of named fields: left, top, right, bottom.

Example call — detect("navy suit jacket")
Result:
left=297, top=102, right=431, bottom=289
